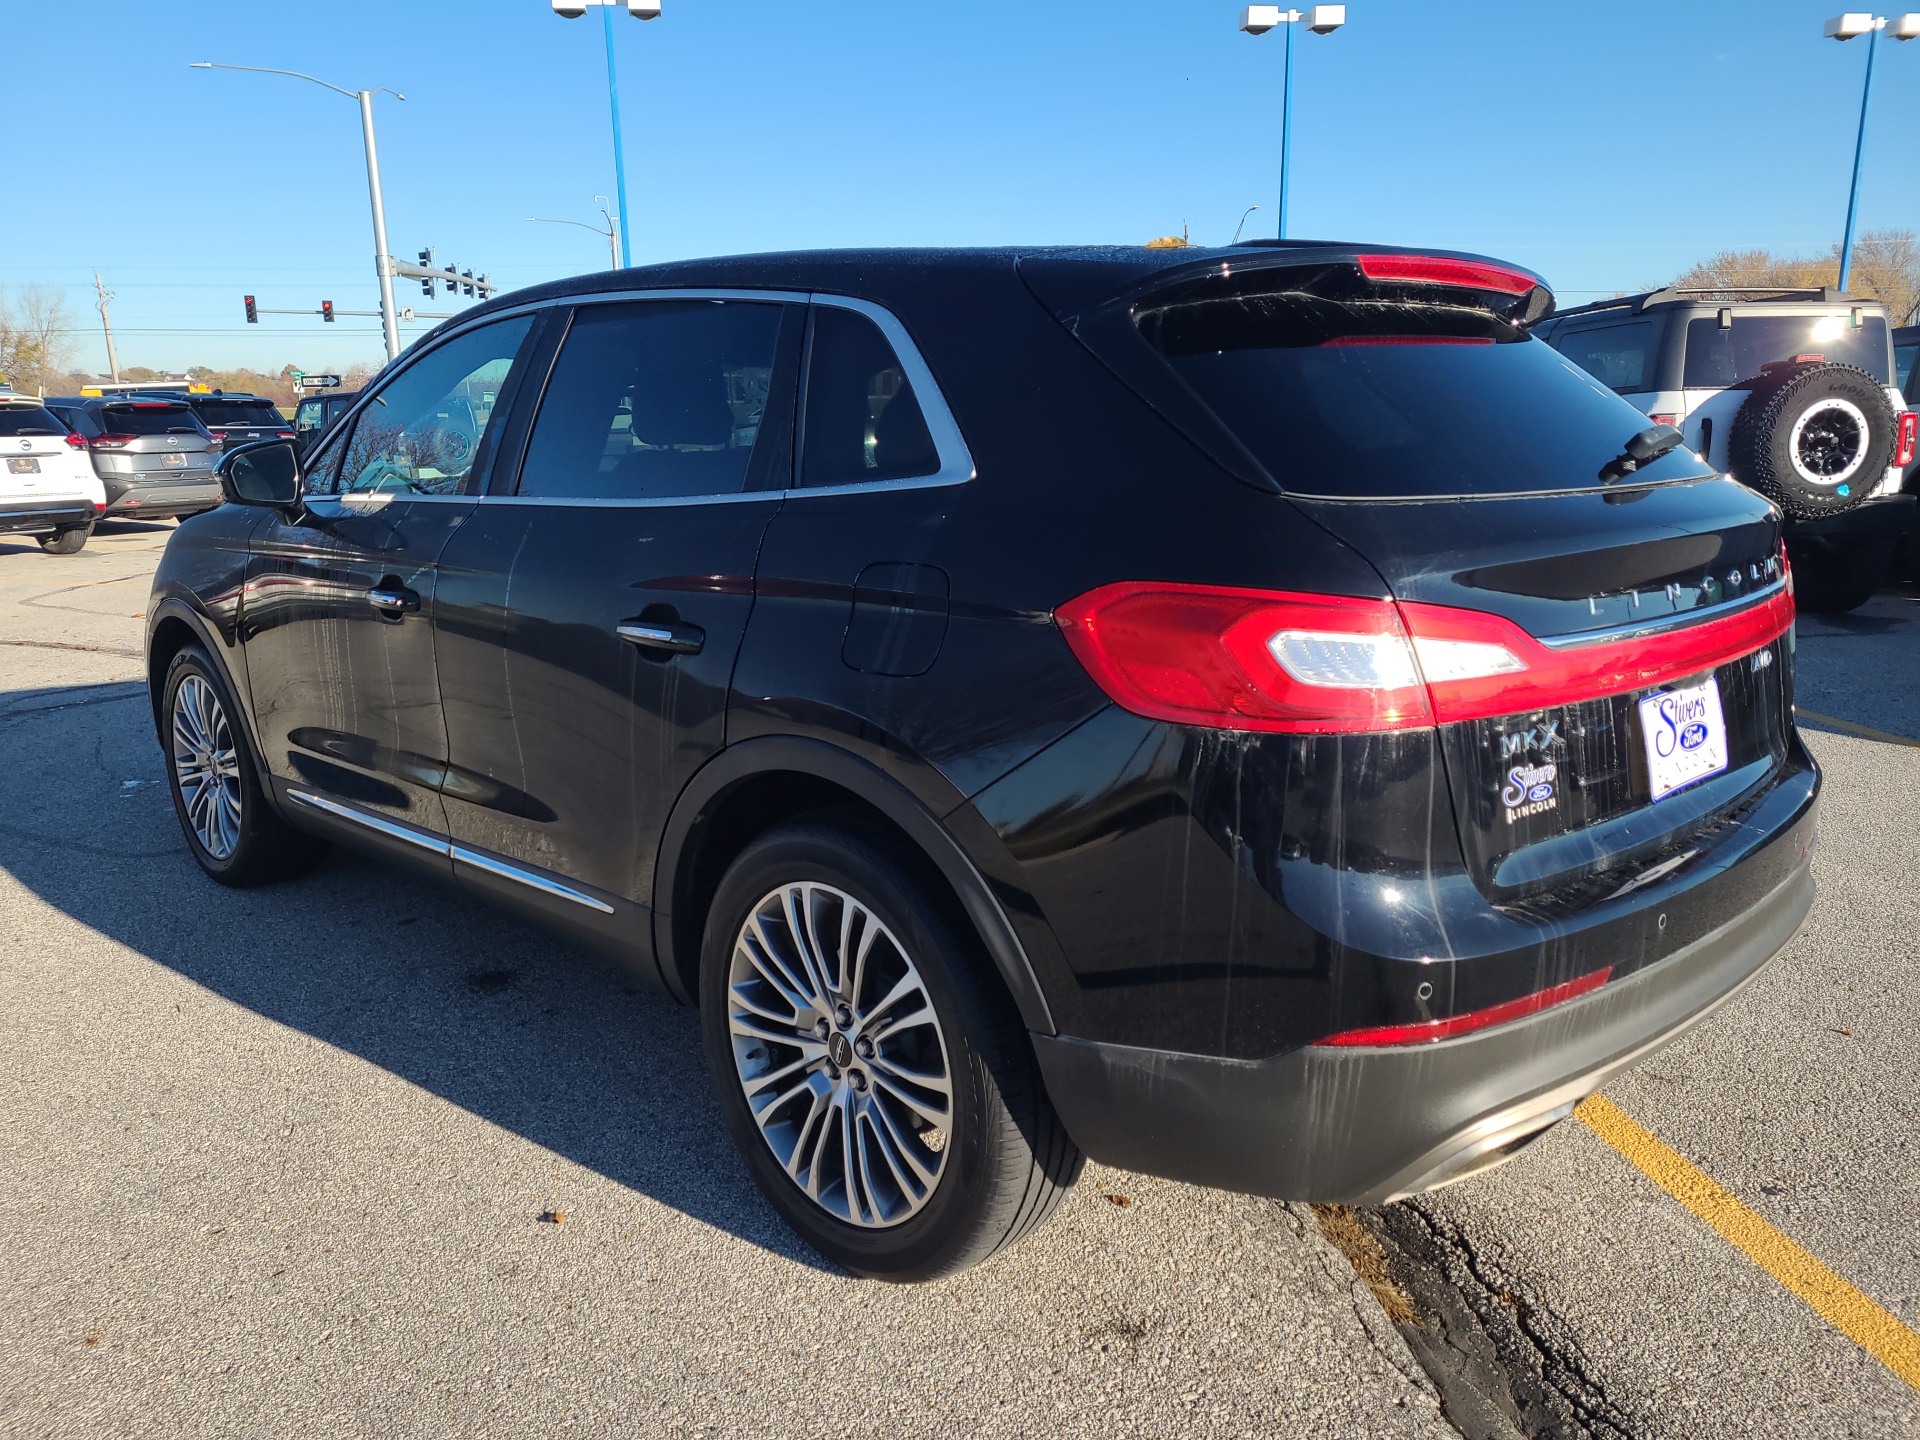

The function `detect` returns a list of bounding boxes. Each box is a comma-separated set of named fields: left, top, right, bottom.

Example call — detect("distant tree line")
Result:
left=1669, top=227, right=1920, bottom=323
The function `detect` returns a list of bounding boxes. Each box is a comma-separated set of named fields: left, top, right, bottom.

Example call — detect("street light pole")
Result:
left=1826, top=13, right=1920, bottom=293
left=523, top=201, right=622, bottom=270
left=358, top=89, right=403, bottom=360
left=191, top=62, right=407, bottom=362
left=553, top=1, right=663, bottom=270
left=1240, top=7, right=1347, bottom=241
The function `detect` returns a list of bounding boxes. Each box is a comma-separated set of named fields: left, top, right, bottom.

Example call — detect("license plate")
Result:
left=161, top=453, right=187, bottom=469
left=1638, top=676, right=1730, bottom=800
left=6, top=457, right=40, bottom=474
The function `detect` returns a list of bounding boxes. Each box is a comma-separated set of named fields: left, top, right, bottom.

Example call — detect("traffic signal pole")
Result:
left=358, top=88, right=403, bottom=362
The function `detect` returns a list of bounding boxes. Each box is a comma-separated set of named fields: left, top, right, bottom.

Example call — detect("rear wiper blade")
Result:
left=1599, top=424, right=1686, bottom=483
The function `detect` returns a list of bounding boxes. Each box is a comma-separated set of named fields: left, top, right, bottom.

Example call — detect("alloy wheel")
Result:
left=726, top=882, right=954, bottom=1228
left=1789, top=397, right=1869, bottom=486
left=171, top=674, right=243, bottom=861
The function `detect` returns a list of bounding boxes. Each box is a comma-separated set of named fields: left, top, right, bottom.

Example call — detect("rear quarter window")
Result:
left=1551, top=321, right=1654, bottom=393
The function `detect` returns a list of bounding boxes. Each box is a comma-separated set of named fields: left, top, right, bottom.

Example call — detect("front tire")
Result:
left=699, top=817, right=1080, bottom=1280
left=40, top=525, right=91, bottom=555
left=161, top=645, right=330, bottom=886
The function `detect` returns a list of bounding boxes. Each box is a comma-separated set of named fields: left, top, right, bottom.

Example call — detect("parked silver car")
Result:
left=42, top=396, right=222, bottom=520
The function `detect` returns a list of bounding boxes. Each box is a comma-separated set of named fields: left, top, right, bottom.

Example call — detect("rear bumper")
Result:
left=1031, top=773, right=1817, bottom=1205
left=103, top=479, right=219, bottom=517
left=0, top=499, right=97, bottom=534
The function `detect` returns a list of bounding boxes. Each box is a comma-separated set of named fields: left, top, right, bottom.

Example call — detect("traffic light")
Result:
left=321, top=300, right=335, bottom=323
left=462, top=269, right=475, bottom=297
left=418, top=250, right=434, bottom=297
left=243, top=295, right=257, bottom=324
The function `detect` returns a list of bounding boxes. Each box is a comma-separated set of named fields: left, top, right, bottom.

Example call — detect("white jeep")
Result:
left=1536, top=287, right=1917, bottom=613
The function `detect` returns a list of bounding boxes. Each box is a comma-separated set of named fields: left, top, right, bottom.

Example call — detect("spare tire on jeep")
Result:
left=1726, top=360, right=1893, bottom=520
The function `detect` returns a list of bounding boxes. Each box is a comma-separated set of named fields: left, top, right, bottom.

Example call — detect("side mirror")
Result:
left=219, top=440, right=303, bottom=508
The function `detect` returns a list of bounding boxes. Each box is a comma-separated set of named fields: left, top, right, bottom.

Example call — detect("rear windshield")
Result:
left=0, top=406, right=66, bottom=436
left=195, top=401, right=285, bottom=426
left=1683, top=314, right=1890, bottom=387
left=1551, top=320, right=1654, bottom=393
left=1135, top=274, right=1710, bottom=499
left=100, top=404, right=203, bottom=437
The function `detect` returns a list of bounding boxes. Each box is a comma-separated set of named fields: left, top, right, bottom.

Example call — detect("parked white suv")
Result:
left=0, top=394, right=107, bottom=554
left=1536, top=287, right=1917, bottom=612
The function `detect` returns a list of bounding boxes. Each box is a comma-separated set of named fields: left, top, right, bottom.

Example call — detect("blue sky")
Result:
left=7, top=1, right=1918, bottom=375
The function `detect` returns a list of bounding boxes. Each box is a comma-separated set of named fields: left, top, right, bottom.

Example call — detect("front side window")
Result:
left=1683, top=314, right=1891, bottom=388
left=516, top=300, right=788, bottom=501
left=1553, top=321, right=1654, bottom=393
left=294, top=399, right=325, bottom=434
left=800, top=307, right=940, bottom=487
left=327, top=315, right=532, bottom=495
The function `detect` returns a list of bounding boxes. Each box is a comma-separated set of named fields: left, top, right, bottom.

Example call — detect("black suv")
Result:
left=146, top=246, right=1817, bottom=1279
left=43, top=395, right=223, bottom=520
left=158, top=390, right=296, bottom=450
left=290, top=388, right=362, bottom=458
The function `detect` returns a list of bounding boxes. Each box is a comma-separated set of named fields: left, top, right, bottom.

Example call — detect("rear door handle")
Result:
left=617, top=620, right=704, bottom=655
left=367, top=585, right=421, bottom=616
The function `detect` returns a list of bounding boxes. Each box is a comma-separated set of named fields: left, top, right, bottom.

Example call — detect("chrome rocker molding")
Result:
left=286, top=789, right=616, bottom=914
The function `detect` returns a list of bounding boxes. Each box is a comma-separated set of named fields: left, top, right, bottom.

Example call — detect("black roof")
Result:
left=430, top=240, right=1552, bottom=342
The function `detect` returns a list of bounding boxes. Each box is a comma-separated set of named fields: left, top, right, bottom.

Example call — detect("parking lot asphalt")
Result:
left=0, top=522, right=1450, bottom=1437
left=3, top=522, right=1917, bottom=1439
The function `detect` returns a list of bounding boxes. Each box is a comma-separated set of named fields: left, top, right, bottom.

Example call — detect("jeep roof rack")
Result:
left=1549, top=284, right=1864, bottom=321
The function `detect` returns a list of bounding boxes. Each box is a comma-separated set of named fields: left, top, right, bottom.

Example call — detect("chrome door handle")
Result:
left=367, top=586, right=421, bottom=616
left=616, top=620, right=704, bottom=655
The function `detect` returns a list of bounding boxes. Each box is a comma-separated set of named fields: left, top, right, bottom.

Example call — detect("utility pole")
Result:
left=93, top=273, right=121, bottom=384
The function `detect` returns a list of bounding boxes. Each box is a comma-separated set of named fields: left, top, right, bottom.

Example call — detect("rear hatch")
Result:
left=1024, top=247, right=1796, bottom=904
left=91, top=401, right=218, bottom=480
left=193, top=397, right=295, bottom=448
left=0, top=403, right=97, bottom=501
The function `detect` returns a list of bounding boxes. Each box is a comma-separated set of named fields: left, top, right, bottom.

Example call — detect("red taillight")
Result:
left=1315, top=967, right=1613, bottom=1047
left=277, top=430, right=297, bottom=440
left=1356, top=253, right=1538, bottom=296
left=93, top=501, right=106, bottom=511
left=1648, top=412, right=1680, bottom=428
left=1896, top=411, right=1917, bottom=469
left=64, top=432, right=86, bottom=450
left=1055, top=579, right=1796, bottom=735
left=89, top=434, right=136, bottom=449
left=1055, top=584, right=1435, bottom=734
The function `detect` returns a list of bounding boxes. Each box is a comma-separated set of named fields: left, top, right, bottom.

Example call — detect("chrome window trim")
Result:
left=1537, top=576, right=1787, bottom=650
left=431, top=287, right=975, bottom=509
left=286, top=788, right=615, bottom=914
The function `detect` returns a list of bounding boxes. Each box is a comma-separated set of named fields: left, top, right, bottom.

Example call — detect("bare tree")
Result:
left=0, top=285, right=76, bottom=395
left=1671, top=229, right=1920, bottom=323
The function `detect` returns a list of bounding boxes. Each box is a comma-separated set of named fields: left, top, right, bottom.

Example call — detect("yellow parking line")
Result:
left=1795, top=709, right=1920, bottom=750
left=1577, top=1094, right=1920, bottom=1392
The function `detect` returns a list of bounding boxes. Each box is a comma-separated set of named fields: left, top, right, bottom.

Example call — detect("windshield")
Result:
left=100, top=405, right=204, bottom=437
left=1683, top=314, right=1890, bottom=387
left=0, top=406, right=66, bottom=437
left=196, top=401, right=284, bottom=426
left=1135, top=275, right=1711, bottom=499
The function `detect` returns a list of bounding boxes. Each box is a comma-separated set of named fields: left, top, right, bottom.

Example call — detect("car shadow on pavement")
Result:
left=0, top=679, right=834, bottom=1273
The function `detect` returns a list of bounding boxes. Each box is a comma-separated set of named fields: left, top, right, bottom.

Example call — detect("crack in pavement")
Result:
left=2, top=638, right=145, bottom=659
left=1348, top=1202, right=1639, bottom=1440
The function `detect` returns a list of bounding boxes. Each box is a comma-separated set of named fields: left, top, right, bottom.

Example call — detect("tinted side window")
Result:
left=329, top=316, right=532, bottom=495
left=1553, top=321, right=1654, bottom=392
left=517, top=300, right=787, bottom=501
left=800, top=307, right=940, bottom=487
left=51, top=405, right=98, bottom=437
left=1683, top=314, right=1891, bottom=387
left=1895, top=341, right=1920, bottom=396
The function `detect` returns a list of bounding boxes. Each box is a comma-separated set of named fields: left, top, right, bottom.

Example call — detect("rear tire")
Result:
left=1727, top=362, right=1894, bottom=520
left=699, top=816, right=1081, bottom=1280
left=161, top=644, right=330, bottom=887
left=39, top=525, right=90, bottom=555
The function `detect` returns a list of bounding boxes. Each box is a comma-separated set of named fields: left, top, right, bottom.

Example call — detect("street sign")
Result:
left=296, top=374, right=343, bottom=390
